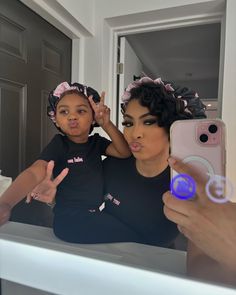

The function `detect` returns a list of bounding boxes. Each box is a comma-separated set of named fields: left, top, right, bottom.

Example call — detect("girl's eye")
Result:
left=144, top=119, right=157, bottom=125
left=122, top=121, right=133, bottom=127
left=59, top=110, right=69, bottom=115
left=77, top=109, right=86, bottom=114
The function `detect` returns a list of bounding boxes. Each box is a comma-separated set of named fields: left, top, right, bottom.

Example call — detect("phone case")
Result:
left=170, top=119, right=227, bottom=202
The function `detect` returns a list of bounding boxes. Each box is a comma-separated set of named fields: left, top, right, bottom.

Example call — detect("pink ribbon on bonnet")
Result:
left=120, top=76, right=206, bottom=118
left=53, top=82, right=78, bottom=98
left=121, top=77, right=175, bottom=102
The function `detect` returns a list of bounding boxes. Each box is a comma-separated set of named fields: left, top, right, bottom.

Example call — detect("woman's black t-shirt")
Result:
left=103, top=156, right=178, bottom=246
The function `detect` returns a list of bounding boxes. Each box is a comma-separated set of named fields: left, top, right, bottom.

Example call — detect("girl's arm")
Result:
left=88, top=92, right=131, bottom=158
left=102, top=121, right=131, bottom=158
left=0, top=160, right=48, bottom=225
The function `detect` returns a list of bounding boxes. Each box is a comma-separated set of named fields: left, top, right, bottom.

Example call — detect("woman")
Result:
left=101, top=77, right=199, bottom=246
left=0, top=77, right=205, bottom=246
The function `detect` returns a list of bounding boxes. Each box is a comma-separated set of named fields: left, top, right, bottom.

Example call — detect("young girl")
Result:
left=0, top=81, right=131, bottom=235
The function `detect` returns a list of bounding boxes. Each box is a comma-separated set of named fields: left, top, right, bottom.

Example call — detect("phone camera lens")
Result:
left=208, top=124, right=218, bottom=134
left=199, top=134, right=208, bottom=143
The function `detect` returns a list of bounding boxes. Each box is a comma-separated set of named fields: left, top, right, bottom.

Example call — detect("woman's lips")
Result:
left=129, top=142, right=142, bottom=152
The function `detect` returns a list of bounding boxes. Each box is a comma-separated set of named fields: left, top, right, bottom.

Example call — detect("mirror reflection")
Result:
left=0, top=0, right=235, bottom=294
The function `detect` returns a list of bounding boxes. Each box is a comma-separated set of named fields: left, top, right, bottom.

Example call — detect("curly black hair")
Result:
left=122, top=82, right=195, bottom=135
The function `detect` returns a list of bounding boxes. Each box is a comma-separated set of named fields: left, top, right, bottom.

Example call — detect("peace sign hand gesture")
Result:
left=26, top=161, right=69, bottom=205
left=88, top=92, right=111, bottom=128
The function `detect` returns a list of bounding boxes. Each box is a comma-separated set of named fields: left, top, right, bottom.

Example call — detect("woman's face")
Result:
left=123, top=99, right=169, bottom=161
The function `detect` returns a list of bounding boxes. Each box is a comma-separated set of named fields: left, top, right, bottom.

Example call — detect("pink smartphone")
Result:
left=170, top=119, right=227, bottom=202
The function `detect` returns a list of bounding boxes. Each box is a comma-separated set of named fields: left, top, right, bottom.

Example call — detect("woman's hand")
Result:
left=26, top=161, right=69, bottom=205
left=88, top=92, right=111, bottom=128
left=163, top=157, right=236, bottom=274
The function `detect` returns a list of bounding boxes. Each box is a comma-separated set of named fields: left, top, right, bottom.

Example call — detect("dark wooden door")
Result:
left=0, top=0, right=71, bottom=227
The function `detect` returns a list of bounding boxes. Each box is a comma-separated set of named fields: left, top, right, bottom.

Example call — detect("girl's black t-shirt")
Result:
left=39, top=133, right=110, bottom=209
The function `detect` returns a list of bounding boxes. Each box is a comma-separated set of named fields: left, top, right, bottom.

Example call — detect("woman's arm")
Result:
left=163, top=157, right=236, bottom=286
left=0, top=160, right=48, bottom=225
left=88, top=92, right=131, bottom=158
left=187, top=241, right=236, bottom=286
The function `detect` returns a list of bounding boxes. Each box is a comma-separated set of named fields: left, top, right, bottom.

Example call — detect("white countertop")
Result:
left=0, top=222, right=235, bottom=295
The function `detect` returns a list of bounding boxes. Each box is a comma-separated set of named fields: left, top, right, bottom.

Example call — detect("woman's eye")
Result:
left=122, top=121, right=133, bottom=127
left=144, top=119, right=157, bottom=126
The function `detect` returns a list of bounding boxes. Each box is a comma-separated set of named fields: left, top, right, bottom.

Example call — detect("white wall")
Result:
left=56, top=0, right=95, bottom=35
left=95, top=0, right=219, bottom=18
left=221, top=0, right=236, bottom=195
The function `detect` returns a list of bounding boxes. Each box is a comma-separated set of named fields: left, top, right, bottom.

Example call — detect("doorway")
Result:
left=117, top=23, right=221, bottom=129
left=0, top=0, right=71, bottom=227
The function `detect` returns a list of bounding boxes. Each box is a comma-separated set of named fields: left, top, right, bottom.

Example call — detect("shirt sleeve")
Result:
left=38, top=134, right=63, bottom=162
left=94, top=133, right=111, bottom=155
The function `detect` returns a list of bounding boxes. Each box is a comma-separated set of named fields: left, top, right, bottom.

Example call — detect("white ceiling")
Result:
left=126, top=23, right=221, bottom=82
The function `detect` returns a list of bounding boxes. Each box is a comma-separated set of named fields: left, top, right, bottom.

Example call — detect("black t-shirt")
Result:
left=39, top=133, right=111, bottom=208
left=103, top=156, right=178, bottom=246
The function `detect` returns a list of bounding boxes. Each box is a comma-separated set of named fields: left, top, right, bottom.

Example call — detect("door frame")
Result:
left=106, top=2, right=225, bottom=124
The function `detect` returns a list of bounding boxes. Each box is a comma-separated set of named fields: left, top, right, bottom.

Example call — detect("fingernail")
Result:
left=168, top=157, right=176, bottom=165
left=162, top=191, right=169, bottom=200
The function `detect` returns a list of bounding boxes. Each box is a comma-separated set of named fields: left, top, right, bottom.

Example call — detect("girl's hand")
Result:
left=88, top=92, right=111, bottom=128
left=26, top=161, right=69, bottom=205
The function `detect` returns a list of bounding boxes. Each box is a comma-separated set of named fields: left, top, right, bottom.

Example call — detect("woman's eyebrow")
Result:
left=123, top=114, right=133, bottom=119
left=123, top=112, right=151, bottom=119
left=139, top=113, right=152, bottom=119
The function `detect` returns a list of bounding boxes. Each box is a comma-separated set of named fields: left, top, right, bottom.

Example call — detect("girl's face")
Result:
left=122, top=99, right=169, bottom=161
left=55, top=93, right=94, bottom=143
